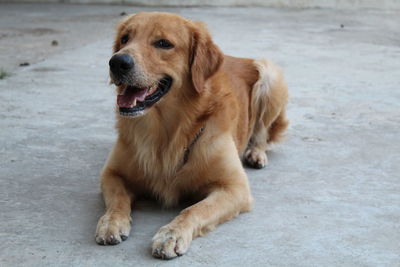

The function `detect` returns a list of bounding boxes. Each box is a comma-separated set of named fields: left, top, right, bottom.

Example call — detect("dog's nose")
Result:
left=109, top=54, right=134, bottom=75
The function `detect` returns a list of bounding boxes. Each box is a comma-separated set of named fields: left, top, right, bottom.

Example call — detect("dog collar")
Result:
left=179, top=126, right=205, bottom=169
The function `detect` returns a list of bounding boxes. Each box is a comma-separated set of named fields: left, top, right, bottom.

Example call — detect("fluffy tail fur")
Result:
left=244, top=58, right=289, bottom=168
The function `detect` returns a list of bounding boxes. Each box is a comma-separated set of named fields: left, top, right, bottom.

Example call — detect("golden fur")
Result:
left=95, top=12, right=288, bottom=259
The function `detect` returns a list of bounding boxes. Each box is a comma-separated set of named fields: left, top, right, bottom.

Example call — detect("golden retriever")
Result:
left=95, top=12, right=288, bottom=259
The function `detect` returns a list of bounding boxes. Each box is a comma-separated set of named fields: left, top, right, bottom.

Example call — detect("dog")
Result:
left=95, top=12, right=288, bottom=259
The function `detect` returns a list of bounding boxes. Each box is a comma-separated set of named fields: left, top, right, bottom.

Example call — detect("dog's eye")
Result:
left=153, top=39, right=174, bottom=49
left=121, top=34, right=129, bottom=44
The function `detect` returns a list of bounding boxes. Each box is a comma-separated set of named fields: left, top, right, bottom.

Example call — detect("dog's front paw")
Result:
left=152, top=225, right=192, bottom=260
left=244, top=148, right=268, bottom=169
left=95, top=213, right=131, bottom=245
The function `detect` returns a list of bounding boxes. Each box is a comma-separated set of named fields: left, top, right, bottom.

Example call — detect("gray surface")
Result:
left=1, top=3, right=399, bottom=267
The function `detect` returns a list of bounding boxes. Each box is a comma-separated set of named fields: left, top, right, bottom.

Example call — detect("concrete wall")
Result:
left=2, top=0, right=400, bottom=9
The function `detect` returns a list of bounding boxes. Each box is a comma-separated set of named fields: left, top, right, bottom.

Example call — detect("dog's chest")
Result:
left=133, top=152, right=186, bottom=206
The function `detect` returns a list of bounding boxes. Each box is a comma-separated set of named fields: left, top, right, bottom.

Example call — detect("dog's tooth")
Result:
left=130, top=99, right=137, bottom=108
left=149, top=84, right=157, bottom=94
left=120, top=87, right=127, bottom=95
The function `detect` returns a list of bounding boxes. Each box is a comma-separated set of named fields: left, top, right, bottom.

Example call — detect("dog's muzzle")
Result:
left=109, top=54, right=173, bottom=117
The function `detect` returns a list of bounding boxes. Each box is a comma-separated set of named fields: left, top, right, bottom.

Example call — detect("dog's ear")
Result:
left=190, top=22, right=223, bottom=93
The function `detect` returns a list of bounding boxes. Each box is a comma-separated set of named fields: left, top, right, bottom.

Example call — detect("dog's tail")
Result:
left=249, top=58, right=288, bottom=145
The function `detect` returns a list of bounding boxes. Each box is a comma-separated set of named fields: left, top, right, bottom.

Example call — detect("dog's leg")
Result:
left=95, top=167, right=132, bottom=245
left=244, top=59, right=288, bottom=169
left=152, top=141, right=252, bottom=259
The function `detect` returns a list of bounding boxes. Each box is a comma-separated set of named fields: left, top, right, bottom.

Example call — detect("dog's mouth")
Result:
left=117, top=76, right=172, bottom=117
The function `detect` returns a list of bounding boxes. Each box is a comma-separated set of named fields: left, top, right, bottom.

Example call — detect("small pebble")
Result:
left=340, top=24, right=344, bottom=28
left=51, top=40, right=59, bottom=46
left=120, top=12, right=127, bottom=16
left=19, top=62, right=30, bottom=67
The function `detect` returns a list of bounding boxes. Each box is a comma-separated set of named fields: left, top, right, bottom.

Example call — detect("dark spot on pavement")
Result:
left=32, top=67, right=63, bottom=72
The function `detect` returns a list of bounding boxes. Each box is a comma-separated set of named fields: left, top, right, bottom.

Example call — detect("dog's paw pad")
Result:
left=95, top=213, right=131, bottom=246
left=244, top=148, right=268, bottom=169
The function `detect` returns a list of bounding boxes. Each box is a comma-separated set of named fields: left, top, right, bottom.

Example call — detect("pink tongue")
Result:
left=117, top=87, right=149, bottom=108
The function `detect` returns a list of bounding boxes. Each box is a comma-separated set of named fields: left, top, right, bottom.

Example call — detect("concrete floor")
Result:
left=0, top=3, right=399, bottom=267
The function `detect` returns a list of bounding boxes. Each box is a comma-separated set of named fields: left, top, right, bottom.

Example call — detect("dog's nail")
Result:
left=108, top=235, right=121, bottom=245
left=96, top=237, right=106, bottom=245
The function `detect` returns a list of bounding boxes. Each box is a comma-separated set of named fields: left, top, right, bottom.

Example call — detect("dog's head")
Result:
left=109, top=12, right=223, bottom=117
